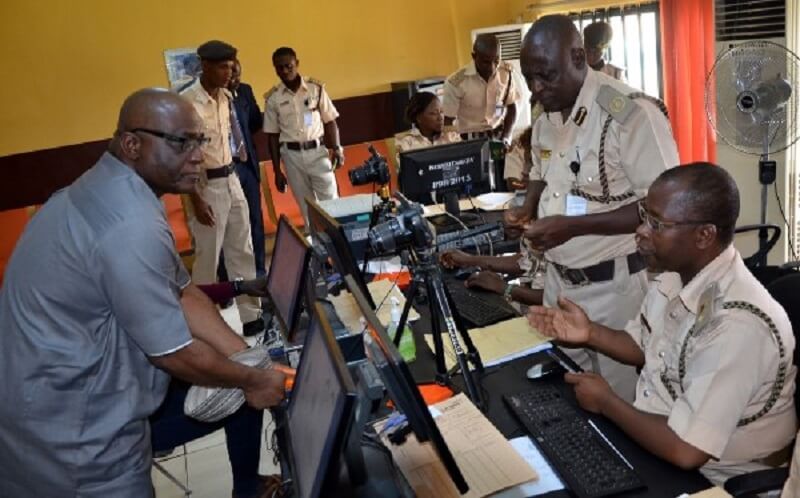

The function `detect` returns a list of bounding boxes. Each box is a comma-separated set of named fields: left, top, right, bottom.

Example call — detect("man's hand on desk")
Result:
left=465, top=271, right=506, bottom=294
left=439, top=249, right=475, bottom=269
left=523, top=215, right=576, bottom=251
left=564, top=372, right=615, bottom=415
left=243, top=368, right=287, bottom=410
left=527, top=296, right=592, bottom=344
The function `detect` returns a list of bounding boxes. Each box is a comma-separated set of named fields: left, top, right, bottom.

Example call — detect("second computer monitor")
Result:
left=398, top=138, right=490, bottom=203
left=306, top=197, right=376, bottom=309
left=266, top=215, right=311, bottom=342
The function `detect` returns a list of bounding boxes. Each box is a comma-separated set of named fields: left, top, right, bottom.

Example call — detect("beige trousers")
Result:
left=543, top=254, right=648, bottom=402
left=188, top=174, right=261, bottom=324
left=281, top=145, right=339, bottom=224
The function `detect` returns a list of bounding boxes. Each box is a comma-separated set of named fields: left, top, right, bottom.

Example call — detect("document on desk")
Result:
left=383, top=394, right=537, bottom=498
left=422, top=199, right=476, bottom=218
left=473, top=192, right=516, bottom=211
left=329, top=279, right=420, bottom=334
left=489, top=437, right=564, bottom=497
left=423, top=317, right=552, bottom=370
left=677, top=487, right=733, bottom=498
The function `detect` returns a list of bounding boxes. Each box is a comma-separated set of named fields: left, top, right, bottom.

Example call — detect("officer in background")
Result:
left=509, top=15, right=679, bottom=400
left=443, top=34, right=519, bottom=147
left=180, top=40, right=263, bottom=336
left=264, top=46, right=344, bottom=224
left=584, top=21, right=625, bottom=81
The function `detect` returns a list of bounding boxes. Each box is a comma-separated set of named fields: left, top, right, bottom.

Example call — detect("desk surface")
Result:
left=408, top=311, right=711, bottom=498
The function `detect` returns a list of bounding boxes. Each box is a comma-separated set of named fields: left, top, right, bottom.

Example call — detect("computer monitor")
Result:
left=306, top=197, right=376, bottom=309
left=399, top=139, right=491, bottom=219
left=343, top=274, right=469, bottom=494
left=266, top=215, right=311, bottom=342
left=286, top=302, right=357, bottom=498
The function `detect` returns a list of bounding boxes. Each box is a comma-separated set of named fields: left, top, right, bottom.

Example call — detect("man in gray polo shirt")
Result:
left=0, top=89, right=285, bottom=497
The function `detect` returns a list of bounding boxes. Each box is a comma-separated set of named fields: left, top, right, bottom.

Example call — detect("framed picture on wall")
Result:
left=164, top=47, right=199, bottom=90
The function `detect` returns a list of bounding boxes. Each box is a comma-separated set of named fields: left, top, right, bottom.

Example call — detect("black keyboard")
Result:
left=435, top=222, right=505, bottom=252
left=445, top=280, right=517, bottom=327
left=505, top=384, right=645, bottom=498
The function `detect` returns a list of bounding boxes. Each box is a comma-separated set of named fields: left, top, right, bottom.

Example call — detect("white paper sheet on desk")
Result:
left=381, top=394, right=537, bottom=498
left=677, top=487, right=733, bottom=498
left=473, top=192, right=516, bottom=211
left=489, top=437, right=564, bottom=497
left=365, top=256, right=404, bottom=274
left=328, top=278, right=419, bottom=334
left=422, top=199, right=476, bottom=218
left=423, top=317, right=552, bottom=370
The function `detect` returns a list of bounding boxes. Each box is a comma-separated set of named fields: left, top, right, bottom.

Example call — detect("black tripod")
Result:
left=391, top=248, right=485, bottom=410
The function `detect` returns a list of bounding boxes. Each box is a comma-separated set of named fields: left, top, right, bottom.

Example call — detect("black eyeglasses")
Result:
left=129, top=128, right=210, bottom=153
left=637, top=201, right=715, bottom=232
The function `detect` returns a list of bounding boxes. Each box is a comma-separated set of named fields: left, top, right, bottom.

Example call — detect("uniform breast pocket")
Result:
left=277, top=100, right=296, bottom=126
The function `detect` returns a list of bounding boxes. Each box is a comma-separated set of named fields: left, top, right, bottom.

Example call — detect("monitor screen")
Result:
left=399, top=139, right=490, bottom=202
left=343, top=274, right=469, bottom=494
left=287, top=302, right=357, bottom=498
left=306, top=197, right=376, bottom=309
left=266, top=215, right=311, bottom=341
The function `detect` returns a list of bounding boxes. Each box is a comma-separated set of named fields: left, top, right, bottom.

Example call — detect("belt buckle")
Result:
left=562, top=267, right=590, bottom=287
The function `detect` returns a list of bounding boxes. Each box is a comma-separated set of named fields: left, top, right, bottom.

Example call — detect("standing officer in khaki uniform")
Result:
left=443, top=34, right=519, bottom=147
left=264, top=46, right=344, bottom=224
left=180, top=40, right=263, bottom=335
left=529, top=165, right=797, bottom=486
left=509, top=15, right=679, bottom=400
left=584, top=22, right=626, bottom=81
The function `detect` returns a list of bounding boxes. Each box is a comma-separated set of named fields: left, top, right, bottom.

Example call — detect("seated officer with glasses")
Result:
left=528, top=164, right=797, bottom=485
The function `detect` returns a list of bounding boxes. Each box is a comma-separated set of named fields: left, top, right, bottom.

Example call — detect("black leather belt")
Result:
left=551, top=252, right=647, bottom=286
left=460, top=129, right=496, bottom=140
left=205, top=164, right=234, bottom=180
left=283, top=139, right=322, bottom=151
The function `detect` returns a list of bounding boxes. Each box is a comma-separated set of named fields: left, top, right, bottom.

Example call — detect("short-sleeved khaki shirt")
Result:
left=442, top=61, right=520, bottom=134
left=394, top=127, right=461, bottom=164
left=529, top=69, right=679, bottom=268
left=263, top=76, right=339, bottom=143
left=625, top=246, right=797, bottom=485
left=180, top=79, right=233, bottom=170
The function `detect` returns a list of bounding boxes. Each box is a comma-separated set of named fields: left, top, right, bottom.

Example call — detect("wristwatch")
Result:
left=503, top=283, right=517, bottom=303
left=232, top=277, right=244, bottom=296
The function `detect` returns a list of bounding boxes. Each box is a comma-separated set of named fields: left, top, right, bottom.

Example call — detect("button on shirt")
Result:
left=625, top=246, right=797, bottom=484
left=263, top=76, right=339, bottom=143
left=442, top=61, right=520, bottom=134
left=529, top=69, right=679, bottom=268
left=0, top=153, right=193, bottom=497
left=181, top=79, right=233, bottom=169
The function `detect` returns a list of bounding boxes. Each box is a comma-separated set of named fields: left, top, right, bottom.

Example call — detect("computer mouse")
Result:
left=454, top=266, right=479, bottom=280
left=526, top=356, right=560, bottom=380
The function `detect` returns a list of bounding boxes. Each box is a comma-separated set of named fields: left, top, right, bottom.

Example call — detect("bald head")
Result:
left=115, top=88, right=195, bottom=135
left=521, top=15, right=587, bottom=113
left=652, top=163, right=740, bottom=245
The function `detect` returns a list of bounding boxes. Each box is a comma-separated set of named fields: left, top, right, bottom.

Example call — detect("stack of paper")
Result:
left=423, top=317, right=552, bottom=370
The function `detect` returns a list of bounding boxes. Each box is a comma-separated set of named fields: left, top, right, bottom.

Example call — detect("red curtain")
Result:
left=660, top=0, right=717, bottom=164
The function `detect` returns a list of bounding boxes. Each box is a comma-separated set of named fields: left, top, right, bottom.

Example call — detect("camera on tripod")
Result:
left=367, top=196, right=433, bottom=257
left=348, top=145, right=391, bottom=186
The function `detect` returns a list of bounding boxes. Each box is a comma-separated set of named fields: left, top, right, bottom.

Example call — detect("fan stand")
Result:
left=757, top=128, right=778, bottom=268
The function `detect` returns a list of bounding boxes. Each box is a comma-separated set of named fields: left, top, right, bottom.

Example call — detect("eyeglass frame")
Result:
left=128, top=128, right=210, bottom=153
left=637, top=200, right=715, bottom=232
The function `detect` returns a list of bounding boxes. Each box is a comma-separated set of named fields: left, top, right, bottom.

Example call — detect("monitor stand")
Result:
left=427, top=192, right=482, bottom=234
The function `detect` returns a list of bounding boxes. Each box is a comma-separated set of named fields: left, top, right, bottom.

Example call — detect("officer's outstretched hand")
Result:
left=527, top=296, right=591, bottom=345
left=439, top=249, right=474, bottom=269
left=274, top=170, right=288, bottom=193
left=564, top=372, right=615, bottom=414
left=243, top=368, right=286, bottom=409
left=523, top=215, right=574, bottom=251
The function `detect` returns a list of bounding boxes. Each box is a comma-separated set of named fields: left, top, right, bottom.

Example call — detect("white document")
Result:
left=489, top=437, right=565, bottom=497
left=474, top=192, right=516, bottom=211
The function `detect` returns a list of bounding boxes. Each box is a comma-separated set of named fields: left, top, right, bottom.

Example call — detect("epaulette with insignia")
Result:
left=448, top=68, right=467, bottom=86
left=263, top=84, right=280, bottom=102
left=306, top=77, right=324, bottom=87
left=500, top=61, right=514, bottom=72
left=596, top=84, right=637, bottom=124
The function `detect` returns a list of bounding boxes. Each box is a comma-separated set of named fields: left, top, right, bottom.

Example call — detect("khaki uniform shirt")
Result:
left=395, top=127, right=461, bottom=164
left=263, top=76, right=339, bottom=143
left=442, top=61, right=520, bottom=134
left=504, top=137, right=532, bottom=181
left=181, top=79, right=233, bottom=170
left=626, top=246, right=797, bottom=485
left=530, top=68, right=679, bottom=268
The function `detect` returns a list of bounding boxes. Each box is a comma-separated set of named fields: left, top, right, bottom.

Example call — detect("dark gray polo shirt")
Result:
left=0, top=152, right=193, bottom=497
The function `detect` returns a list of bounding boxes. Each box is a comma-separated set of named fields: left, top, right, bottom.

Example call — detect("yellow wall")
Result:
left=0, top=0, right=515, bottom=157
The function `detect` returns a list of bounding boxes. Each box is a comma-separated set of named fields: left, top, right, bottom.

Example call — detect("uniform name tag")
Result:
left=494, top=104, right=504, bottom=118
left=303, top=111, right=313, bottom=127
left=565, top=194, right=588, bottom=216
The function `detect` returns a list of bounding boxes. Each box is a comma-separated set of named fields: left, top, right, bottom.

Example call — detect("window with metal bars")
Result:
left=568, top=2, right=662, bottom=98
